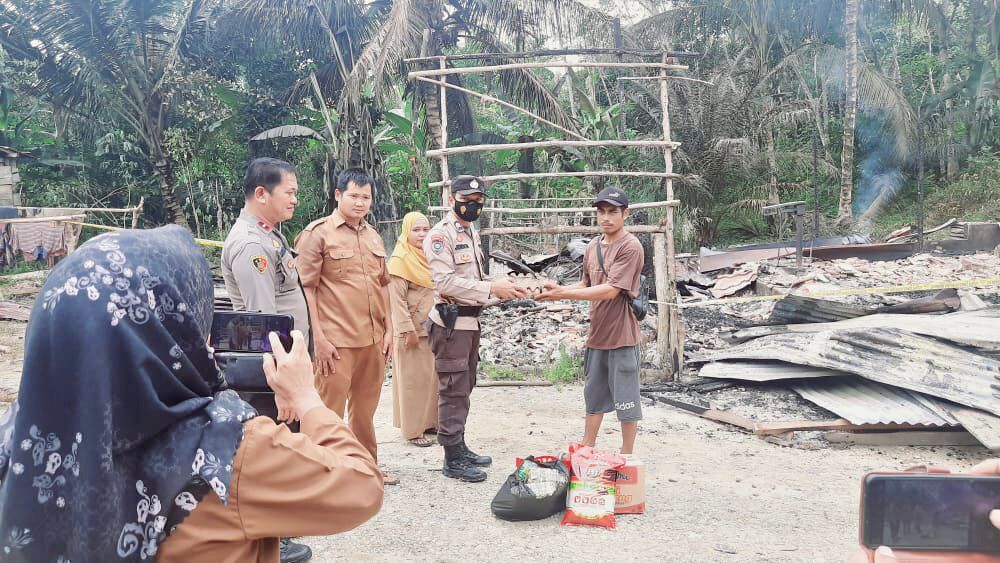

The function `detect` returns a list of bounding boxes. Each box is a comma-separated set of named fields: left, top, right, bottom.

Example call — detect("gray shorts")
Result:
left=583, top=346, right=642, bottom=422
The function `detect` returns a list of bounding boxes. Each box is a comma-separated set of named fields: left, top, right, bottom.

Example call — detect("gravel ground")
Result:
left=301, top=381, right=990, bottom=562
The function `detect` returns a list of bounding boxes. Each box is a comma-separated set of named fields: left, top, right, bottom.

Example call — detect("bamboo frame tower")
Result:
left=405, top=48, right=689, bottom=379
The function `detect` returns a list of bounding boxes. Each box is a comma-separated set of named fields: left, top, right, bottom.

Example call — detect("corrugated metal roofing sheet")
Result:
left=792, top=378, right=960, bottom=427
left=728, top=309, right=1000, bottom=352
left=688, top=327, right=1000, bottom=416
left=768, top=295, right=872, bottom=325
left=699, top=361, right=849, bottom=382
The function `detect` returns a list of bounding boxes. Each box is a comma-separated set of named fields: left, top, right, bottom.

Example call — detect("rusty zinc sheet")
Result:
left=791, top=378, right=960, bottom=427
left=688, top=327, right=1000, bottom=416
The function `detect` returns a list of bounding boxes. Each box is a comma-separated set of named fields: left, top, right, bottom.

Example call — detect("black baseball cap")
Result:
left=451, top=175, right=486, bottom=196
left=593, top=186, right=629, bottom=208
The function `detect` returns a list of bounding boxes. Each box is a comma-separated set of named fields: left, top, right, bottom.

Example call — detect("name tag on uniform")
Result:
left=455, top=243, right=470, bottom=250
left=456, top=253, right=474, bottom=264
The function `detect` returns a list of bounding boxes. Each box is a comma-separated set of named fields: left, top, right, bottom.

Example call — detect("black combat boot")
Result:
left=279, top=538, right=312, bottom=563
left=459, top=441, right=492, bottom=467
left=443, top=444, right=487, bottom=482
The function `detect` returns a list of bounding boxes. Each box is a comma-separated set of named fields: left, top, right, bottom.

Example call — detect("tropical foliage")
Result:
left=0, top=0, right=996, bottom=248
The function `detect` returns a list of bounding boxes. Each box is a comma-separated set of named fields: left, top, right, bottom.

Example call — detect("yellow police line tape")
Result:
left=652, top=275, right=1000, bottom=308
left=65, top=221, right=225, bottom=248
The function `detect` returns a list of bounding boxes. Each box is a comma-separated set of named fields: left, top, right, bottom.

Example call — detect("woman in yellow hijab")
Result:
left=387, top=212, right=439, bottom=446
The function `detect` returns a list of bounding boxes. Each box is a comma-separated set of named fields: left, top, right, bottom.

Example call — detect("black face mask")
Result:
left=454, top=199, right=483, bottom=222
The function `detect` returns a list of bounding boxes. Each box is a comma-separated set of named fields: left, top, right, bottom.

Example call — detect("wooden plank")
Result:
left=659, top=52, right=682, bottom=379
left=414, top=76, right=587, bottom=141
left=480, top=225, right=668, bottom=235
left=403, top=48, right=698, bottom=63
left=14, top=205, right=142, bottom=214
left=476, top=380, right=553, bottom=388
left=426, top=139, right=680, bottom=158
left=948, top=405, right=1000, bottom=451
left=618, top=75, right=714, bottom=86
left=754, top=419, right=929, bottom=436
left=427, top=199, right=679, bottom=214
left=408, top=61, right=689, bottom=80
left=436, top=53, right=450, bottom=206
left=429, top=171, right=682, bottom=188
left=823, top=430, right=981, bottom=446
left=642, top=393, right=757, bottom=431
left=0, top=214, right=86, bottom=224
left=653, top=233, right=671, bottom=374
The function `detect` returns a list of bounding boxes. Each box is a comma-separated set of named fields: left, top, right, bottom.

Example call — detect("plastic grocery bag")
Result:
left=491, top=455, right=570, bottom=521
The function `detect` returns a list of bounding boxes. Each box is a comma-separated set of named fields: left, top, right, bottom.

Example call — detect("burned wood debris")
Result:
left=649, top=244, right=1000, bottom=450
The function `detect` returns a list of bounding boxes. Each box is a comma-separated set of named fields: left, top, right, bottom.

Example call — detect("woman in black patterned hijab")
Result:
left=0, top=226, right=256, bottom=561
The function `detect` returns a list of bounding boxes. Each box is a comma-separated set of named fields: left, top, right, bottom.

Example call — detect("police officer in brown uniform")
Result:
left=425, top=175, right=528, bottom=482
left=221, top=157, right=313, bottom=563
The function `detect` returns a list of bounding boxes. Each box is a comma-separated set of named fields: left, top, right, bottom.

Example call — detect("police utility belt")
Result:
left=436, top=303, right=482, bottom=336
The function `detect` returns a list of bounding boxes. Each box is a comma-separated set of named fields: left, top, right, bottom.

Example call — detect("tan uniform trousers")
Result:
left=315, top=344, right=385, bottom=462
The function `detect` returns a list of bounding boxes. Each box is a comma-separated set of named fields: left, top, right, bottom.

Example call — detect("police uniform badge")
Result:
left=251, top=255, right=268, bottom=273
left=430, top=233, right=446, bottom=254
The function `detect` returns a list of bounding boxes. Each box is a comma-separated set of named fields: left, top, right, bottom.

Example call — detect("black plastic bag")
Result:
left=490, top=456, right=570, bottom=521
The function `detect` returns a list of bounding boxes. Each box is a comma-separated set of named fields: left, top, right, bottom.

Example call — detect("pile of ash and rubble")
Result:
left=487, top=220, right=1000, bottom=450
left=480, top=239, right=658, bottom=372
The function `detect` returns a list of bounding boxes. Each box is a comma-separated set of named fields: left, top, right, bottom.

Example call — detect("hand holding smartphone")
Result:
left=211, top=312, right=293, bottom=354
left=855, top=460, right=1000, bottom=562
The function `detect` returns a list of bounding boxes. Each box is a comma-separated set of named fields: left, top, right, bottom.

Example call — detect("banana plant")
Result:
left=251, top=72, right=340, bottom=197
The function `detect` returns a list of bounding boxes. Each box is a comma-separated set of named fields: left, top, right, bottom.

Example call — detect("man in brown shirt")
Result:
left=294, top=169, right=394, bottom=482
left=538, top=186, right=644, bottom=454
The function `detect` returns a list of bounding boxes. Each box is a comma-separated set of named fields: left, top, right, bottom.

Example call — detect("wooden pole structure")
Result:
left=436, top=56, right=450, bottom=208
left=617, top=76, right=714, bottom=86
left=428, top=199, right=678, bottom=214
left=480, top=225, right=668, bottom=235
left=426, top=139, right=679, bottom=158
left=414, top=76, right=587, bottom=141
left=1, top=214, right=87, bottom=224
left=15, top=204, right=143, bottom=214
left=408, top=61, right=688, bottom=79
left=131, top=196, right=144, bottom=228
left=430, top=170, right=682, bottom=188
left=658, top=53, right=683, bottom=379
left=403, top=48, right=699, bottom=63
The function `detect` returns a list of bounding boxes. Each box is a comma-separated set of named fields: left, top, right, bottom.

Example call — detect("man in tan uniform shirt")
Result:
left=220, top=158, right=314, bottom=563
left=425, top=175, right=527, bottom=482
left=294, top=168, right=395, bottom=482
left=222, top=158, right=311, bottom=346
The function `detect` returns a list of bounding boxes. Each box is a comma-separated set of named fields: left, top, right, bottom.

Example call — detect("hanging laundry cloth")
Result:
left=10, top=222, right=69, bottom=262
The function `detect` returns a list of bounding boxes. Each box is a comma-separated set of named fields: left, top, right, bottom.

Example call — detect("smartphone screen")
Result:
left=862, top=474, right=1000, bottom=551
left=210, top=312, right=293, bottom=353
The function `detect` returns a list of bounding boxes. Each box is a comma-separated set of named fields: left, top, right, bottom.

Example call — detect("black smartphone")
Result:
left=861, top=473, right=1000, bottom=552
left=210, top=312, right=293, bottom=354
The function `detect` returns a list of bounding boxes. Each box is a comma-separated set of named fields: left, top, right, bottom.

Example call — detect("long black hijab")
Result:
left=0, top=226, right=255, bottom=561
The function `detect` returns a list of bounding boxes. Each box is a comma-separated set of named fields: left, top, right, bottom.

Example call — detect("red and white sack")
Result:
left=560, top=443, right=626, bottom=529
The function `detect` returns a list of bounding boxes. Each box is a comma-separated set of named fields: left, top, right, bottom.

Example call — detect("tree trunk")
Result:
left=837, top=0, right=860, bottom=224
left=517, top=134, right=535, bottom=199
left=153, top=157, right=189, bottom=228
left=765, top=125, right=779, bottom=205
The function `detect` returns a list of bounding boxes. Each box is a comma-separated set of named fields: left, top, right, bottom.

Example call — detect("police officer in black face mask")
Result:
left=423, top=175, right=528, bottom=482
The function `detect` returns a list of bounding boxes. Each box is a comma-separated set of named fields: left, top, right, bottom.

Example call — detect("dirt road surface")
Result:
left=302, top=382, right=987, bottom=562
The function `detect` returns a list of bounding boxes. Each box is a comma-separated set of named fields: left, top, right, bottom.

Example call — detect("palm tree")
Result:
left=0, top=0, right=217, bottom=226
left=239, top=0, right=612, bottom=163
left=837, top=0, right=860, bottom=224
